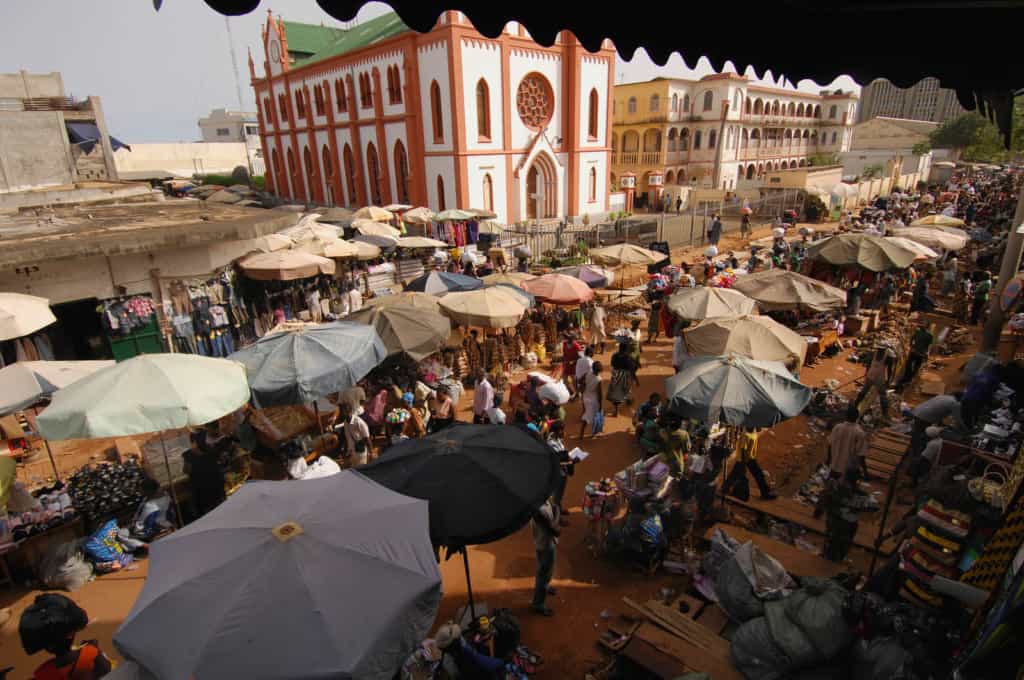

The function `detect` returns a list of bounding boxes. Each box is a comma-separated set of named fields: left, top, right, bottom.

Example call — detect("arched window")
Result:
left=387, top=66, right=402, bottom=104
left=649, top=94, right=659, bottom=112
left=271, top=148, right=283, bottom=191
left=588, top=88, right=599, bottom=139
left=680, top=128, right=689, bottom=151
left=335, top=79, right=347, bottom=112
left=741, top=128, right=749, bottom=148
left=694, top=130, right=702, bottom=149
left=366, top=142, right=382, bottom=205
left=787, top=102, right=795, bottom=116
left=303, top=146, right=314, bottom=176
left=702, top=91, right=713, bottom=111
left=589, top=167, right=597, bottom=202
left=287, top=147, right=299, bottom=197
left=683, top=94, right=690, bottom=112
left=295, top=91, right=306, bottom=118
left=322, top=145, right=333, bottom=203
left=744, top=97, right=751, bottom=114
left=708, top=130, right=717, bottom=149
left=813, top=105, right=821, bottom=118
left=671, top=94, right=678, bottom=112
left=627, top=97, right=637, bottom=113
left=831, top=131, right=838, bottom=144
left=829, top=105, right=837, bottom=119
left=796, top=103, right=805, bottom=117
left=394, top=141, right=410, bottom=204
left=476, top=79, right=491, bottom=140
left=753, top=98, right=763, bottom=115
left=482, top=173, right=494, bottom=212
left=313, top=85, right=324, bottom=116
left=746, top=165, right=755, bottom=180
left=343, top=144, right=357, bottom=204
left=430, top=81, right=443, bottom=142
left=436, top=175, right=446, bottom=211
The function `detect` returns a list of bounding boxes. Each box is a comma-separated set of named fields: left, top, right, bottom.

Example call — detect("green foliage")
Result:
left=912, top=140, right=931, bottom=155
left=861, top=164, right=885, bottom=179
left=807, top=153, right=839, bottom=167
left=929, top=113, right=988, bottom=150
left=193, top=173, right=265, bottom=190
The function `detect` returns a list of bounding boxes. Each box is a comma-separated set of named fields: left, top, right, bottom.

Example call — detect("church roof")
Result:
left=283, top=13, right=410, bottom=66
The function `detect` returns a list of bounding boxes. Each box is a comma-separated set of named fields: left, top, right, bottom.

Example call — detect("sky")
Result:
left=0, top=1, right=860, bottom=143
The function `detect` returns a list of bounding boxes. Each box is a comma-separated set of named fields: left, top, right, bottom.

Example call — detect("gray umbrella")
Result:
left=114, top=471, right=441, bottom=680
left=228, top=321, right=386, bottom=407
left=666, top=354, right=812, bottom=427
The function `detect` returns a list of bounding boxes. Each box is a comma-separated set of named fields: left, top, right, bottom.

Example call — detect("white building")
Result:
left=198, top=108, right=265, bottom=175
left=250, top=10, right=615, bottom=223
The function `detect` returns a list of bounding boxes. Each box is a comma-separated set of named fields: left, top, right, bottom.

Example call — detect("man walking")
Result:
left=472, top=369, right=495, bottom=424
left=531, top=497, right=560, bottom=616
left=828, top=407, right=869, bottom=482
left=854, top=346, right=896, bottom=421
left=898, top=324, right=934, bottom=388
left=675, top=196, right=682, bottom=214
left=707, top=213, right=723, bottom=246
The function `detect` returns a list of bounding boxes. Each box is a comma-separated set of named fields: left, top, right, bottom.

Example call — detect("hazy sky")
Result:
left=0, top=1, right=859, bottom=143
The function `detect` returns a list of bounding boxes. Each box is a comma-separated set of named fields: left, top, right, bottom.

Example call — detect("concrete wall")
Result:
left=0, top=111, right=74, bottom=192
left=841, top=149, right=932, bottom=181
left=0, top=71, right=64, bottom=99
left=114, top=142, right=251, bottom=179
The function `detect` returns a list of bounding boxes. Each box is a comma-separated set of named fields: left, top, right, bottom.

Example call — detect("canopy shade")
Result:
left=590, top=243, right=668, bottom=267
left=353, top=218, right=401, bottom=237
left=465, top=207, right=497, bottom=219
left=666, top=355, right=812, bottom=428
left=114, top=471, right=441, bottom=680
left=354, top=232, right=399, bottom=248
left=434, top=209, right=474, bottom=221
left=228, top=321, right=387, bottom=407
left=0, top=293, right=57, bottom=341
left=480, top=271, right=535, bottom=286
left=238, top=251, right=335, bottom=280
left=383, top=203, right=413, bottom=212
left=0, top=360, right=115, bottom=415
left=396, top=236, right=448, bottom=249
left=37, top=355, right=250, bottom=440
left=666, top=286, right=757, bottom=320
left=806, top=233, right=920, bottom=272
left=199, top=2, right=1020, bottom=145
left=362, top=291, right=442, bottom=313
left=553, top=264, right=615, bottom=288
left=438, top=287, right=528, bottom=328
left=66, top=121, right=130, bottom=153
left=892, top=227, right=968, bottom=251
left=732, top=269, right=846, bottom=312
left=684, top=315, right=807, bottom=369
left=404, top=270, right=483, bottom=295
left=401, top=207, right=435, bottom=224
left=477, top=221, right=505, bottom=235
left=911, top=214, right=966, bottom=228
left=347, top=304, right=451, bottom=360
left=522, top=273, right=595, bottom=305
left=361, top=424, right=559, bottom=547
left=886, top=237, right=939, bottom=260
left=354, top=205, right=394, bottom=221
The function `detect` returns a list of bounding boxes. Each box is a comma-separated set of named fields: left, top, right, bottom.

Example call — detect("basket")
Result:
left=968, top=463, right=1007, bottom=509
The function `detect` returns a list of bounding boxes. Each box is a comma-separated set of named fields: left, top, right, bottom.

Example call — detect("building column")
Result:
left=370, top=68, right=393, bottom=205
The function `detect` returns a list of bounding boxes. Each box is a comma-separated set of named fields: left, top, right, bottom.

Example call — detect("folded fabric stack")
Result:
left=898, top=499, right=971, bottom=609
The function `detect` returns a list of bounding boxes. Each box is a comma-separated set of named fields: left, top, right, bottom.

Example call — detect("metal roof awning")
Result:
left=66, top=122, right=131, bottom=154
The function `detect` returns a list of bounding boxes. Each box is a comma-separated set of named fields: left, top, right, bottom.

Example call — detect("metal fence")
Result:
left=663, top=188, right=808, bottom=248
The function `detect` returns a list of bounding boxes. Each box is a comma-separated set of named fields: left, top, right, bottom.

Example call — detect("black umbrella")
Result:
left=361, top=423, right=559, bottom=614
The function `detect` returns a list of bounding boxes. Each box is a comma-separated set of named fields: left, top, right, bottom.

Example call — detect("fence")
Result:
left=503, top=222, right=601, bottom=259
left=663, top=188, right=807, bottom=248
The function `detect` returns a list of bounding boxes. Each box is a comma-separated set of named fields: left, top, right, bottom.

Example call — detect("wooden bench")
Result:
left=703, top=525, right=849, bottom=578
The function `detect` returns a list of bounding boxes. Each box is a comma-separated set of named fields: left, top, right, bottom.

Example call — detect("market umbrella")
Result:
left=334, top=239, right=382, bottom=260
left=0, top=293, right=57, bottom=341
left=434, top=209, right=474, bottom=222
left=806, top=233, right=919, bottom=272
left=318, top=206, right=356, bottom=223
left=113, top=471, right=441, bottom=680
left=354, top=205, right=394, bottom=222
left=279, top=216, right=343, bottom=245
left=239, top=250, right=335, bottom=281
left=892, top=227, right=968, bottom=251
left=396, top=236, right=448, bottom=249
left=886, top=237, right=940, bottom=260
left=383, top=203, right=413, bottom=212
left=590, top=243, right=669, bottom=267
left=347, top=304, right=451, bottom=361
left=666, top=355, right=813, bottom=427
left=477, top=221, right=505, bottom=235
left=401, top=207, right=435, bottom=225
left=465, top=207, right=497, bottom=219
left=354, top=232, right=399, bottom=248
left=684, top=315, right=808, bottom=370
left=492, top=283, right=536, bottom=309
left=666, top=286, right=758, bottom=320
left=254, top=232, right=294, bottom=253
left=911, top=214, right=965, bottom=228
left=353, top=218, right=402, bottom=238
left=404, top=271, right=483, bottom=295
left=438, top=287, right=529, bottom=328
left=553, top=264, right=615, bottom=288
left=522, top=273, right=595, bottom=305
left=361, top=423, right=559, bottom=614
left=0, top=360, right=115, bottom=415
left=228, top=321, right=386, bottom=407
left=732, top=269, right=846, bottom=312
left=37, top=354, right=249, bottom=441
left=480, top=271, right=535, bottom=286
left=362, top=291, right=442, bottom=313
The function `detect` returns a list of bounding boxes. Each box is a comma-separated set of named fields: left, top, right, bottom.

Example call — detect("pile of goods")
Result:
left=66, top=459, right=146, bottom=522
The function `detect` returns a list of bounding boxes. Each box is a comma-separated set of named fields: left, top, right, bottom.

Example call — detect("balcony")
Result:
left=611, top=151, right=665, bottom=166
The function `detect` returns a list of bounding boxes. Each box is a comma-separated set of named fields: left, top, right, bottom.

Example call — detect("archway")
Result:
left=525, top=153, right=557, bottom=220
left=665, top=169, right=675, bottom=185
left=642, top=128, right=661, bottom=152
left=343, top=144, right=357, bottom=205
left=622, top=130, right=640, bottom=151
left=750, top=128, right=761, bottom=147
left=679, top=128, right=690, bottom=151
left=366, top=142, right=383, bottom=205
left=271, top=148, right=283, bottom=195
left=753, top=98, right=763, bottom=115
left=746, top=164, right=755, bottom=180
left=667, top=128, right=678, bottom=152
left=394, top=141, right=410, bottom=204
left=321, top=145, right=334, bottom=205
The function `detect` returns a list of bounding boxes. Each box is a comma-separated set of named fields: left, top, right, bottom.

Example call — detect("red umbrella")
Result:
left=522, top=273, right=595, bottom=305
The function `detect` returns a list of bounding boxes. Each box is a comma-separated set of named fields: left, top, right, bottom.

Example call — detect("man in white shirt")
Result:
left=672, top=334, right=689, bottom=373
left=473, top=369, right=495, bottom=424
left=575, top=346, right=595, bottom=387
left=340, top=402, right=372, bottom=465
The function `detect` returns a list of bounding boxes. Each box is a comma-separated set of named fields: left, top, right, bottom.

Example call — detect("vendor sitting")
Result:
left=286, top=441, right=341, bottom=480
left=606, top=498, right=667, bottom=563
left=434, top=621, right=505, bottom=679
left=129, top=477, right=175, bottom=541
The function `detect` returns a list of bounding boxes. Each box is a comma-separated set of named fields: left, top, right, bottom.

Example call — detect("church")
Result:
left=251, top=10, right=615, bottom=224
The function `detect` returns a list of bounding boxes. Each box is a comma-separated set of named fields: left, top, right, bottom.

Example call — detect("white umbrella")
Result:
left=354, top=232, right=399, bottom=248
left=893, top=227, right=968, bottom=251
left=396, top=236, right=448, bottom=249
left=886, top=237, right=939, bottom=260
left=0, top=293, right=57, bottom=341
left=354, top=206, right=394, bottom=222
left=353, top=219, right=401, bottom=238
left=0, top=360, right=115, bottom=415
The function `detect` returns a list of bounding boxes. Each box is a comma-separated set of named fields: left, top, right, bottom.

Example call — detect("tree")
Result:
left=807, top=152, right=839, bottom=167
left=929, top=113, right=987, bottom=150
left=911, top=140, right=931, bottom=155
left=861, top=163, right=885, bottom=179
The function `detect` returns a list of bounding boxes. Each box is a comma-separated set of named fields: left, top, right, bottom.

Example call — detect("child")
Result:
left=129, top=477, right=175, bottom=540
left=19, top=594, right=113, bottom=679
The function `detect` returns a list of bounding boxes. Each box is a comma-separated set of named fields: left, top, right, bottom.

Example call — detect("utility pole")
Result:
left=982, top=180, right=1024, bottom=352
left=224, top=16, right=255, bottom=178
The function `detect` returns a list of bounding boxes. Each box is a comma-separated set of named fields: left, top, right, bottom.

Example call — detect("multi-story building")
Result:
left=611, top=74, right=857, bottom=202
left=856, top=77, right=965, bottom=125
left=250, top=10, right=615, bottom=223
left=198, top=108, right=265, bottom=174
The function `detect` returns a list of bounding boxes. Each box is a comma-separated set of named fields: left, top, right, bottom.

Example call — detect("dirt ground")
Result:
left=0, top=221, right=978, bottom=678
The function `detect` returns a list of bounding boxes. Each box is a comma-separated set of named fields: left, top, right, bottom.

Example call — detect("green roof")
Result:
left=285, top=13, right=410, bottom=67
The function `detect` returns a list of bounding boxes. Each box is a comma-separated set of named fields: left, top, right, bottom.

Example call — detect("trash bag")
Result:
left=851, top=637, right=914, bottom=680
left=731, top=617, right=790, bottom=680
left=783, top=577, right=853, bottom=659
left=715, top=553, right=765, bottom=623
left=734, top=541, right=797, bottom=599
left=702, top=528, right=741, bottom=581
left=764, top=599, right=816, bottom=670
left=38, top=539, right=93, bottom=591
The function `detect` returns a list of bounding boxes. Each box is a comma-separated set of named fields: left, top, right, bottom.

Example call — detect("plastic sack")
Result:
left=702, top=527, right=741, bottom=580
left=783, top=578, right=852, bottom=659
left=39, top=540, right=93, bottom=591
left=734, top=542, right=797, bottom=599
left=83, top=519, right=125, bottom=563
left=764, top=599, right=815, bottom=670
left=539, top=380, right=571, bottom=405
left=715, top=553, right=765, bottom=623
left=730, top=616, right=789, bottom=680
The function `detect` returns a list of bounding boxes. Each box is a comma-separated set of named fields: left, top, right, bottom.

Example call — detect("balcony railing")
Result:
left=611, top=151, right=665, bottom=166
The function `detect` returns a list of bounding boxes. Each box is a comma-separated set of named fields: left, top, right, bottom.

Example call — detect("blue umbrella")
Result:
left=113, top=471, right=441, bottom=680
left=228, top=321, right=386, bottom=407
left=490, top=282, right=536, bottom=308
left=404, top=271, right=483, bottom=295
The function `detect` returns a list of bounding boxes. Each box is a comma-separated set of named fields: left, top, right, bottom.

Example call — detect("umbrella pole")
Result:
left=160, top=434, right=184, bottom=528
left=33, top=406, right=60, bottom=482
left=313, top=400, right=324, bottom=434
left=462, top=546, right=476, bottom=619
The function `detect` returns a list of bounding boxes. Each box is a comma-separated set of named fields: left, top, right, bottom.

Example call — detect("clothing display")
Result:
left=100, top=296, right=156, bottom=336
